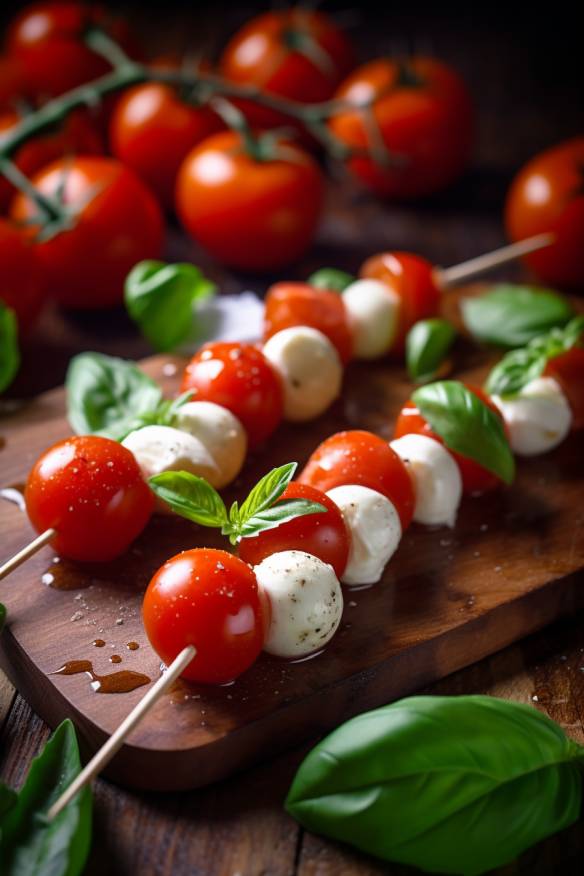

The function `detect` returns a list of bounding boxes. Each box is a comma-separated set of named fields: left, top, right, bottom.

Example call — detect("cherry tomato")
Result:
left=0, top=109, right=103, bottom=211
left=11, top=156, right=163, bottom=309
left=220, top=9, right=354, bottom=130
left=7, top=3, right=139, bottom=98
left=143, top=548, right=267, bottom=684
left=175, top=130, right=324, bottom=272
left=545, top=347, right=584, bottom=430
left=394, top=385, right=506, bottom=495
left=25, top=435, right=154, bottom=562
left=360, top=251, right=441, bottom=351
left=109, top=83, right=222, bottom=209
left=0, top=54, right=29, bottom=110
left=181, top=342, right=283, bottom=448
left=505, top=138, right=584, bottom=289
left=238, top=482, right=350, bottom=577
left=0, top=218, right=43, bottom=332
left=299, top=430, right=414, bottom=529
left=264, top=281, right=353, bottom=364
left=329, top=57, right=473, bottom=199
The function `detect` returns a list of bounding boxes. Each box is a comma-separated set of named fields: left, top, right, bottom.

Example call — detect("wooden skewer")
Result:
left=46, top=644, right=196, bottom=822
left=434, top=232, right=556, bottom=289
left=0, top=528, right=56, bottom=581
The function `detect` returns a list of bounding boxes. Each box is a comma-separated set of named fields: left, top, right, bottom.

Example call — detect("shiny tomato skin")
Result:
left=394, top=385, right=506, bottom=495
left=360, top=251, right=441, bottom=351
left=299, top=429, right=414, bottom=529
left=24, top=435, right=154, bottom=562
left=264, top=282, right=353, bottom=363
left=11, top=157, right=164, bottom=309
left=505, top=138, right=584, bottom=289
left=7, top=2, right=139, bottom=98
left=330, top=57, right=473, bottom=199
left=0, top=218, right=44, bottom=332
left=109, top=83, right=222, bottom=209
left=0, top=109, right=103, bottom=210
left=143, top=548, right=266, bottom=684
left=181, top=342, right=283, bottom=448
left=175, top=130, right=324, bottom=272
left=544, top=348, right=584, bottom=430
left=220, top=9, right=354, bottom=129
left=0, top=54, right=30, bottom=110
left=238, top=482, right=350, bottom=577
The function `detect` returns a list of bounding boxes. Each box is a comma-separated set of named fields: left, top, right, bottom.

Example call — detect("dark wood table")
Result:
left=1, top=2, right=584, bottom=873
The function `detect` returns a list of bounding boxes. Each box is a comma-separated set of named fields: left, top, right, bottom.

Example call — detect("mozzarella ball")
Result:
left=254, top=550, right=343, bottom=658
left=491, top=377, right=572, bottom=457
left=262, top=326, right=343, bottom=422
left=341, top=279, right=400, bottom=359
left=122, top=425, right=219, bottom=513
left=173, top=400, right=247, bottom=488
left=390, top=434, right=462, bottom=528
left=326, top=485, right=401, bottom=585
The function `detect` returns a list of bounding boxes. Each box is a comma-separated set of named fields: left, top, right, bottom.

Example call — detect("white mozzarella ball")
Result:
left=326, top=485, right=401, bottom=586
left=390, top=434, right=462, bottom=528
left=254, top=550, right=343, bottom=658
left=262, top=326, right=343, bottom=422
left=122, top=425, right=219, bottom=513
left=341, top=279, right=400, bottom=359
left=173, top=400, right=247, bottom=488
left=491, top=377, right=572, bottom=457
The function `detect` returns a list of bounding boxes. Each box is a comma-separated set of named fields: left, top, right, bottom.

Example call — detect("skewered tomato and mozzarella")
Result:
left=173, top=401, right=247, bottom=488
left=390, top=434, right=462, bottom=528
left=340, top=279, right=400, bottom=359
left=490, top=377, right=572, bottom=457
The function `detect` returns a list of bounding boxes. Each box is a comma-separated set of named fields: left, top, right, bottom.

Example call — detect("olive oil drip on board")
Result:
left=53, top=660, right=151, bottom=693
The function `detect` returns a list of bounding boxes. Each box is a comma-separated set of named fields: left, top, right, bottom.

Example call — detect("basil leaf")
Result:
left=125, top=260, right=215, bottom=353
left=308, top=268, right=355, bottom=293
left=0, top=719, right=92, bottom=876
left=486, top=315, right=584, bottom=398
left=412, top=381, right=515, bottom=485
left=406, top=318, right=456, bottom=383
left=237, top=499, right=327, bottom=540
left=0, top=302, right=20, bottom=394
left=66, top=352, right=162, bottom=441
left=286, top=695, right=584, bottom=876
left=461, top=284, right=574, bottom=348
left=149, top=471, right=228, bottom=527
left=238, top=462, right=297, bottom=522
left=0, top=783, right=17, bottom=825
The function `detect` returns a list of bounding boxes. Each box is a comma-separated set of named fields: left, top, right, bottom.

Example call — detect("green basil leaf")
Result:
left=0, top=302, right=20, bottom=394
left=235, top=499, right=327, bottom=543
left=308, top=268, right=355, bottom=293
left=406, top=318, right=456, bottom=383
left=412, top=381, right=515, bottom=485
left=66, top=352, right=162, bottom=441
left=461, top=284, right=574, bottom=348
left=125, top=260, right=215, bottom=353
left=286, top=695, right=584, bottom=876
left=486, top=315, right=584, bottom=398
left=0, top=719, right=92, bottom=876
left=149, top=471, right=228, bottom=527
left=0, top=783, right=17, bottom=825
left=237, top=462, right=297, bottom=523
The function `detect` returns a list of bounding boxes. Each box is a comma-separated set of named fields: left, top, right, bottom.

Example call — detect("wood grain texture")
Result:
left=1, top=306, right=583, bottom=792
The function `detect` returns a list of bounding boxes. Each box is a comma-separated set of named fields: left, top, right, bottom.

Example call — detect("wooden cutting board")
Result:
left=1, top=331, right=583, bottom=791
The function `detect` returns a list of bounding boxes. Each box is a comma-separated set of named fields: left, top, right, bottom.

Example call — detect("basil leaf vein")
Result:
left=149, top=471, right=228, bottom=527
left=240, top=499, right=326, bottom=538
left=238, top=462, right=297, bottom=522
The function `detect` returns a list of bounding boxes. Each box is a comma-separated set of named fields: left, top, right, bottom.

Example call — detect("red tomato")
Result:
left=175, top=130, right=324, bottom=272
left=11, top=156, right=163, bottom=309
left=360, top=251, right=441, bottom=351
left=505, top=138, right=584, bottom=289
left=299, top=430, right=414, bottom=529
left=394, top=385, right=506, bottom=495
left=264, top=281, right=353, bottom=364
left=109, top=83, right=222, bottom=209
left=0, top=109, right=103, bottom=210
left=0, top=54, right=29, bottom=110
left=7, top=2, right=139, bottom=98
left=25, top=435, right=154, bottom=562
left=220, top=9, right=354, bottom=129
left=143, top=548, right=267, bottom=684
left=238, top=482, right=350, bottom=577
left=181, top=342, right=283, bottom=448
left=545, top=347, right=584, bottom=430
left=0, top=218, right=44, bottom=332
left=329, top=57, right=473, bottom=199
